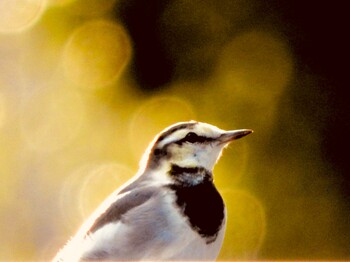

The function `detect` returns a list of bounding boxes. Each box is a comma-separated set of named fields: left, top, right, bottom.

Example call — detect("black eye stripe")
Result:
left=184, top=132, right=199, bottom=143
left=175, top=132, right=215, bottom=145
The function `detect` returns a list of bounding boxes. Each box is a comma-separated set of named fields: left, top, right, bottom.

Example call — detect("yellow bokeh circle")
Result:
left=0, top=0, right=46, bottom=34
left=214, top=30, right=294, bottom=131
left=63, top=20, right=131, bottom=89
left=218, top=30, right=293, bottom=94
left=78, top=163, right=134, bottom=218
left=59, top=162, right=133, bottom=230
left=220, top=190, right=266, bottom=260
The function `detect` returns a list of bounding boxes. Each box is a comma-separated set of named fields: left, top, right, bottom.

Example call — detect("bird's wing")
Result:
left=86, top=185, right=157, bottom=235
left=54, top=185, right=181, bottom=261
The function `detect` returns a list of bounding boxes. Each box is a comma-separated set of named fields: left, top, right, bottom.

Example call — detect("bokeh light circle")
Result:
left=59, top=163, right=133, bottom=230
left=78, top=163, right=134, bottom=218
left=220, top=190, right=266, bottom=259
left=128, top=96, right=196, bottom=162
left=62, top=20, right=131, bottom=89
left=218, top=30, right=293, bottom=93
left=214, top=30, right=294, bottom=131
left=19, top=87, right=85, bottom=153
left=59, top=164, right=89, bottom=231
left=0, top=0, right=46, bottom=34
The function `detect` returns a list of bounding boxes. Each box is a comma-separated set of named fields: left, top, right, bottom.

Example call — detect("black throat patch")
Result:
left=167, top=164, right=225, bottom=244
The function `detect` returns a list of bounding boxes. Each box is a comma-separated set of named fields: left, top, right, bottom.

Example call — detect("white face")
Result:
left=155, top=122, right=228, bottom=171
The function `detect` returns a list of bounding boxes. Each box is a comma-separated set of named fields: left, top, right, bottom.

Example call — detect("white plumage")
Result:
left=53, top=121, right=252, bottom=261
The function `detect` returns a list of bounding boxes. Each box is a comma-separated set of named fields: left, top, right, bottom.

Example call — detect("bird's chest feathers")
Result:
left=167, top=166, right=225, bottom=244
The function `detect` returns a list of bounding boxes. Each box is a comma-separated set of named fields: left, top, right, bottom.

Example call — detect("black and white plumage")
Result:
left=53, top=121, right=252, bottom=261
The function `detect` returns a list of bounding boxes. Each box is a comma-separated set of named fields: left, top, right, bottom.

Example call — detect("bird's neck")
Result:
left=168, top=163, right=213, bottom=187
left=142, top=160, right=214, bottom=188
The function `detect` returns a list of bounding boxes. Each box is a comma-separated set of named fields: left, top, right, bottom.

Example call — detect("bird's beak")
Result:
left=218, top=129, right=253, bottom=145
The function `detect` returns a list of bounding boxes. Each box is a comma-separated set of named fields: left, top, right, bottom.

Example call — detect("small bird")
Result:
left=53, top=121, right=252, bottom=261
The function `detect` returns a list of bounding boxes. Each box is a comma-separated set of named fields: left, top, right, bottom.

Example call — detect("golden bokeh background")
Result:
left=0, top=0, right=349, bottom=261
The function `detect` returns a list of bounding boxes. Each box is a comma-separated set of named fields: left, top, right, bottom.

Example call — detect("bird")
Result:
left=53, top=120, right=253, bottom=261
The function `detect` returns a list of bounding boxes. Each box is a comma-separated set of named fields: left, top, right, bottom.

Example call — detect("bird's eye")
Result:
left=184, top=132, right=199, bottom=143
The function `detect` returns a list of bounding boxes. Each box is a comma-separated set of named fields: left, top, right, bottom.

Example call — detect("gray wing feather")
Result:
left=53, top=185, right=167, bottom=262
left=80, top=185, right=177, bottom=261
left=86, top=186, right=157, bottom=234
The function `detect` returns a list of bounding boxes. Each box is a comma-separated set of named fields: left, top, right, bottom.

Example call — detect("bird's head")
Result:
left=142, top=121, right=252, bottom=173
